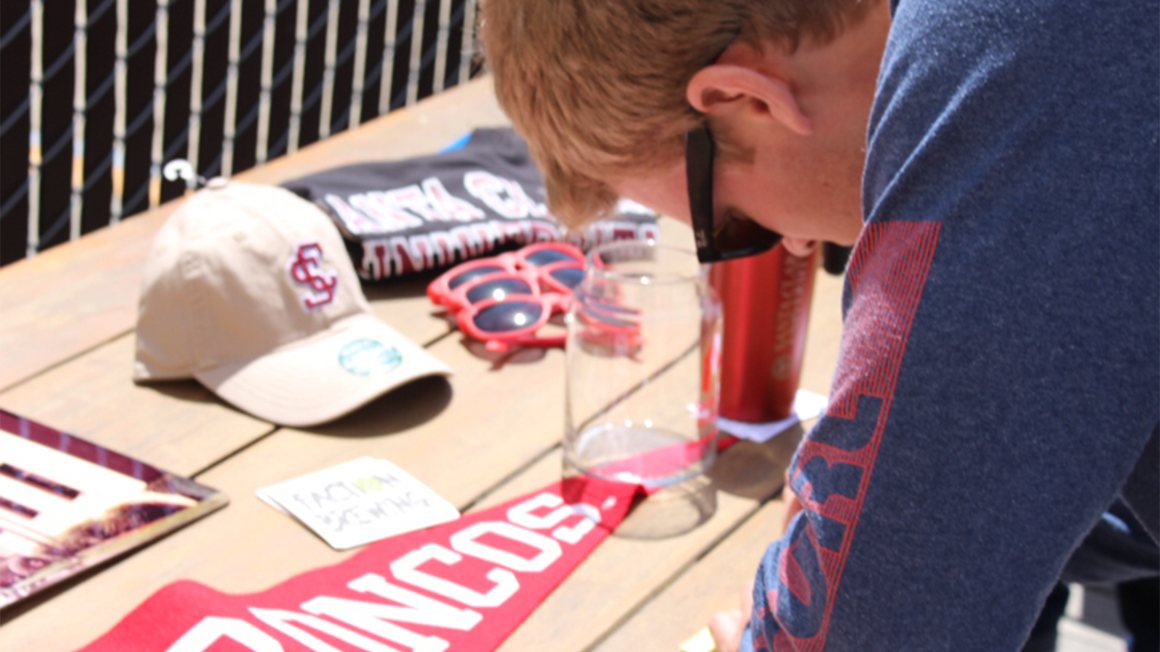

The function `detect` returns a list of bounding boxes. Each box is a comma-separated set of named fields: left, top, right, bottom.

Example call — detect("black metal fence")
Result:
left=0, top=0, right=482, bottom=267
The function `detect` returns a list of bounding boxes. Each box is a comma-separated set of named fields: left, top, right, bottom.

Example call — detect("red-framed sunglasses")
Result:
left=428, top=242, right=644, bottom=353
left=428, top=242, right=587, bottom=353
left=427, top=242, right=585, bottom=312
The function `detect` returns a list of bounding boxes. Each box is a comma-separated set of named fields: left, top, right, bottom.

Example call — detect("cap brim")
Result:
left=194, top=315, right=451, bottom=427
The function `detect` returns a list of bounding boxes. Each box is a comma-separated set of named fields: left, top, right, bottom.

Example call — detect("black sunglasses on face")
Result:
left=685, top=123, right=783, bottom=263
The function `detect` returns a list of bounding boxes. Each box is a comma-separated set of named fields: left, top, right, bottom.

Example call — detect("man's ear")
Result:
left=686, top=64, right=813, bottom=136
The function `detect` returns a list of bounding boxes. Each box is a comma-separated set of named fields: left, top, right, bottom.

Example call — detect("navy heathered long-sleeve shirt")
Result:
left=743, top=0, right=1159, bottom=649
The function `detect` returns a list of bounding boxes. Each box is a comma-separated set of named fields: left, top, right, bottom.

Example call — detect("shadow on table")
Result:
left=361, top=269, right=441, bottom=302
left=297, top=374, right=454, bottom=438
left=142, top=378, right=226, bottom=407
left=611, top=423, right=804, bottom=541
left=712, top=423, right=805, bottom=501
left=459, top=337, right=557, bottom=370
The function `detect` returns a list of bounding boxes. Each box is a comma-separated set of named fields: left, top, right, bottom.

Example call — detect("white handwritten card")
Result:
left=256, top=457, right=460, bottom=550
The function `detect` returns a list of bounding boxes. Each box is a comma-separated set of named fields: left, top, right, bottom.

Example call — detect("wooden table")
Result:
left=0, top=76, right=845, bottom=652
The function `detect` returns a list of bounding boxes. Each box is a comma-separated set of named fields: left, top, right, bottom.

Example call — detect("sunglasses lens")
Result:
left=525, top=249, right=579, bottom=266
left=474, top=301, right=544, bottom=333
left=465, top=278, right=533, bottom=304
left=715, top=215, right=783, bottom=256
left=548, top=267, right=584, bottom=289
left=448, top=265, right=505, bottom=290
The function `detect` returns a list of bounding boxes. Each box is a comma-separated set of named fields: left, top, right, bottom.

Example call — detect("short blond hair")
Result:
left=480, top=0, right=873, bottom=228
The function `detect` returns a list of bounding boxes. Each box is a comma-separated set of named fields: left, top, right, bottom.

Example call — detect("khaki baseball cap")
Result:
left=133, top=179, right=451, bottom=427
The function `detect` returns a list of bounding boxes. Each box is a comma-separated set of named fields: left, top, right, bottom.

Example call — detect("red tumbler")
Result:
left=709, top=246, right=819, bottom=423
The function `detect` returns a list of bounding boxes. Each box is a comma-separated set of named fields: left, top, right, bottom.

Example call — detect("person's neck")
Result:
left=780, top=1, right=892, bottom=138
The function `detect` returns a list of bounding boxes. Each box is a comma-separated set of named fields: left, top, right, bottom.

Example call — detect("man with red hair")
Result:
left=481, top=1, right=1159, bottom=650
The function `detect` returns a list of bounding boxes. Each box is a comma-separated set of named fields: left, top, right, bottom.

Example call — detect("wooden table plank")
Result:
left=0, top=335, right=271, bottom=479
left=0, top=211, right=172, bottom=393
left=0, top=241, right=831, bottom=650
left=0, top=264, right=455, bottom=478
left=592, top=495, right=793, bottom=652
left=0, top=246, right=842, bottom=650
left=476, top=435, right=803, bottom=652
left=0, top=77, right=509, bottom=393
left=0, top=328, right=569, bottom=650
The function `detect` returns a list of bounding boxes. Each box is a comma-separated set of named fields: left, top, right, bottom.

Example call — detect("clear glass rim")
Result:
left=584, top=239, right=704, bottom=286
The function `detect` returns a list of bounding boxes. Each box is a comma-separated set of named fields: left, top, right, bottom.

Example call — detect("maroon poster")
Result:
left=77, top=477, right=640, bottom=652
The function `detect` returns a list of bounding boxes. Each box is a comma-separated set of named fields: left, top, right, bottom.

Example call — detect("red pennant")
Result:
left=76, top=477, right=640, bottom=652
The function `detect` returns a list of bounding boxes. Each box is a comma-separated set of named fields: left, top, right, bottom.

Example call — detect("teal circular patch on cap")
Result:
left=339, top=339, right=402, bottom=376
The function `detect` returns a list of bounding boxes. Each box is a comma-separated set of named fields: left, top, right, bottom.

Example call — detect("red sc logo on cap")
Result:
left=289, top=242, right=338, bottom=309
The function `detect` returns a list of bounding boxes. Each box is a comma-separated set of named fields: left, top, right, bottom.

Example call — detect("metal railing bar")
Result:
left=459, top=0, right=477, bottom=86
left=306, top=2, right=330, bottom=40
left=82, top=151, right=115, bottom=194
left=221, top=0, right=242, bottom=177
left=255, top=0, right=295, bottom=164
left=186, top=0, right=206, bottom=190
left=318, top=0, right=341, bottom=139
left=359, top=0, right=398, bottom=90
left=378, top=0, right=399, bottom=114
left=213, top=0, right=461, bottom=170
left=287, top=0, right=309, bottom=154
left=7, top=0, right=480, bottom=260
left=111, top=0, right=128, bottom=223
left=29, top=0, right=122, bottom=86
left=432, top=0, right=451, bottom=93
left=205, top=98, right=262, bottom=179
left=0, top=8, right=30, bottom=50
left=201, top=8, right=276, bottom=122
left=378, top=0, right=421, bottom=110
left=34, top=72, right=121, bottom=172
left=348, top=0, right=371, bottom=130
left=70, top=0, right=88, bottom=242
left=290, top=0, right=337, bottom=152
left=148, top=0, right=170, bottom=209
left=256, top=0, right=276, bottom=164
left=40, top=206, right=75, bottom=250
left=404, top=0, right=427, bottom=106
left=316, top=23, right=363, bottom=136
left=386, top=24, right=447, bottom=112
